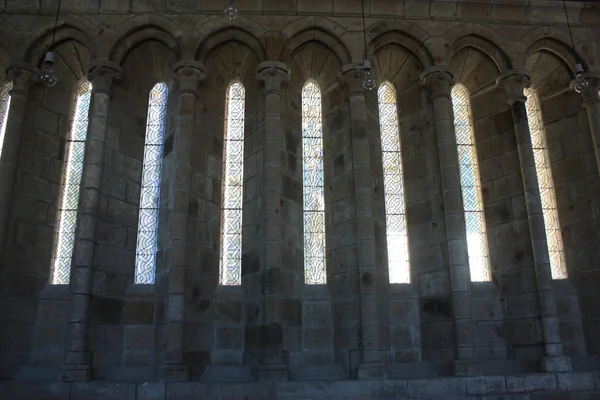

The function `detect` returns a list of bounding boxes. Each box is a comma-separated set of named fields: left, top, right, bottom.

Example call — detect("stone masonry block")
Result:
left=467, top=375, right=506, bottom=395
left=408, top=377, right=466, bottom=397
left=71, top=382, right=136, bottom=400
left=506, top=374, right=557, bottom=393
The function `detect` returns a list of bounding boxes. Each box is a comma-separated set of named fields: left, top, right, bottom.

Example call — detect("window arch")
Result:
left=51, top=81, right=92, bottom=284
left=134, top=82, right=168, bottom=284
left=377, top=82, right=410, bottom=283
left=524, top=88, right=566, bottom=279
left=302, top=81, right=326, bottom=285
left=0, top=82, right=12, bottom=157
left=219, top=82, right=245, bottom=286
left=450, top=84, right=490, bottom=282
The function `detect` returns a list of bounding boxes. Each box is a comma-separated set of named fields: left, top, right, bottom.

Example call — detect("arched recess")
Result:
left=368, top=30, right=434, bottom=71
left=109, top=25, right=183, bottom=66
left=526, top=49, right=574, bottom=99
left=449, top=46, right=501, bottom=94
left=280, top=27, right=351, bottom=67
left=372, top=43, right=426, bottom=92
left=526, top=37, right=582, bottom=76
left=195, top=27, right=267, bottom=65
left=521, top=26, right=589, bottom=72
left=448, top=34, right=511, bottom=75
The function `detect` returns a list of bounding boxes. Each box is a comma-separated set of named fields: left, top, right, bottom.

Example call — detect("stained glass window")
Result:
left=219, top=82, right=245, bottom=286
left=524, top=88, right=567, bottom=279
left=378, top=83, right=410, bottom=284
left=51, top=81, right=92, bottom=284
left=134, top=82, right=168, bottom=284
left=451, top=84, right=490, bottom=282
left=302, top=81, right=326, bottom=285
left=0, top=82, right=13, bottom=157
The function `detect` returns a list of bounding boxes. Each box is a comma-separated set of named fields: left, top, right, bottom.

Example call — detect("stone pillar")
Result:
left=61, top=62, right=123, bottom=381
left=496, top=69, right=571, bottom=372
left=340, top=64, right=384, bottom=379
left=0, top=65, right=38, bottom=259
left=160, top=61, right=206, bottom=381
left=256, top=61, right=290, bottom=381
left=579, top=76, right=600, bottom=178
left=420, top=66, right=479, bottom=376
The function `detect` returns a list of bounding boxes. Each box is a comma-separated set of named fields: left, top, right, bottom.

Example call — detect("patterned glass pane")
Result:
left=451, top=84, right=490, bottom=282
left=378, top=83, right=410, bottom=284
left=219, top=82, right=245, bottom=286
left=524, top=88, right=567, bottom=279
left=0, top=82, right=13, bottom=157
left=134, top=82, right=168, bottom=284
left=51, top=81, right=92, bottom=284
left=302, top=81, right=326, bottom=284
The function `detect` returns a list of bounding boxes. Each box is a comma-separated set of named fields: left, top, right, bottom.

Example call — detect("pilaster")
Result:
left=578, top=75, right=600, bottom=179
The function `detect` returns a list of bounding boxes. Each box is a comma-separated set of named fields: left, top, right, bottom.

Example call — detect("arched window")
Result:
left=134, top=82, right=168, bottom=284
left=377, top=82, right=410, bottom=283
left=451, top=84, right=490, bottom=282
left=51, top=81, right=92, bottom=284
left=0, top=82, right=12, bottom=157
left=302, top=81, right=326, bottom=285
left=524, top=88, right=566, bottom=279
left=220, top=82, right=245, bottom=286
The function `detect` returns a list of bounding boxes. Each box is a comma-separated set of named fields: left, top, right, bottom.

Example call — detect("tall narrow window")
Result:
left=51, top=81, right=92, bottom=284
left=451, top=84, right=490, bottom=282
left=378, top=83, right=410, bottom=283
left=302, top=81, right=326, bottom=284
left=0, top=82, right=13, bottom=157
left=219, top=82, right=245, bottom=285
left=524, top=88, right=566, bottom=279
left=134, top=82, right=168, bottom=284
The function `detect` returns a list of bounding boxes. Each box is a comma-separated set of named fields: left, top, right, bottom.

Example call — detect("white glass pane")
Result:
left=134, top=82, right=168, bottom=284
left=51, top=82, right=92, bottom=284
left=219, top=82, right=245, bottom=286
left=451, top=84, right=491, bottom=282
left=524, top=88, right=567, bottom=279
left=378, top=83, right=411, bottom=284
left=302, top=81, right=326, bottom=285
left=0, top=82, right=13, bottom=157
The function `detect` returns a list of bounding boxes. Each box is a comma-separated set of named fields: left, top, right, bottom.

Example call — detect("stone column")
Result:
left=160, top=61, right=206, bottom=381
left=61, top=61, right=122, bottom=381
left=496, top=69, right=571, bottom=372
left=256, top=61, right=290, bottom=381
left=420, top=66, right=479, bottom=376
left=580, top=76, right=600, bottom=178
left=340, top=64, right=384, bottom=379
left=0, top=65, right=38, bottom=259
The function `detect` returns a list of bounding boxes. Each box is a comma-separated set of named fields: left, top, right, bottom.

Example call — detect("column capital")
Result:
left=420, top=65, right=455, bottom=100
left=173, top=60, right=207, bottom=96
left=256, top=61, right=290, bottom=93
left=88, top=60, right=123, bottom=95
left=339, top=63, right=367, bottom=96
left=577, top=74, right=599, bottom=105
left=6, top=63, right=39, bottom=97
left=496, top=69, right=531, bottom=105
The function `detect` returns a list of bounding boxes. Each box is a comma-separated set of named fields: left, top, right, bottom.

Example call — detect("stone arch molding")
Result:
left=368, top=29, right=435, bottom=70
left=109, top=24, right=184, bottom=66
left=524, top=35, right=585, bottom=74
left=195, top=27, right=267, bottom=64
left=279, top=27, right=352, bottom=66
left=447, top=33, right=512, bottom=74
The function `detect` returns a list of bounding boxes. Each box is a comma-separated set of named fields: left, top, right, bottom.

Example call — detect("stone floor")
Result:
left=2, top=372, right=600, bottom=400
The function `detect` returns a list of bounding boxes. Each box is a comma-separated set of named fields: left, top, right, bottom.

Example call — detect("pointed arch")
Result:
left=51, top=80, right=92, bottom=284
left=109, top=25, right=183, bottom=66
left=377, top=82, right=410, bottom=283
left=524, top=88, right=567, bottom=279
left=195, top=27, right=267, bottom=64
left=302, top=80, right=326, bottom=285
left=24, top=22, right=97, bottom=65
left=280, top=27, right=351, bottom=66
left=219, top=81, right=246, bottom=286
left=134, top=82, right=169, bottom=284
left=450, top=83, right=491, bottom=282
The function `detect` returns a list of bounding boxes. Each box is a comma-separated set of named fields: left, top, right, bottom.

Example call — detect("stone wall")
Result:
left=0, top=0, right=598, bottom=387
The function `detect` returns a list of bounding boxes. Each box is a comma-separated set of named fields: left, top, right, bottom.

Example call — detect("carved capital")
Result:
left=578, top=74, right=599, bottom=105
left=339, top=63, right=367, bottom=96
left=88, top=61, right=123, bottom=95
left=496, top=69, right=531, bottom=105
left=256, top=61, right=290, bottom=93
left=173, top=60, right=207, bottom=96
left=420, top=66, right=455, bottom=100
left=6, top=64, right=39, bottom=97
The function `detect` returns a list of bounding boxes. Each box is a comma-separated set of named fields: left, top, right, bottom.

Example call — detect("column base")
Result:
left=60, top=364, right=91, bottom=382
left=357, top=362, right=386, bottom=380
left=159, top=364, right=189, bottom=381
left=540, top=356, right=571, bottom=372
left=453, top=359, right=482, bottom=376
left=257, top=363, right=289, bottom=382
